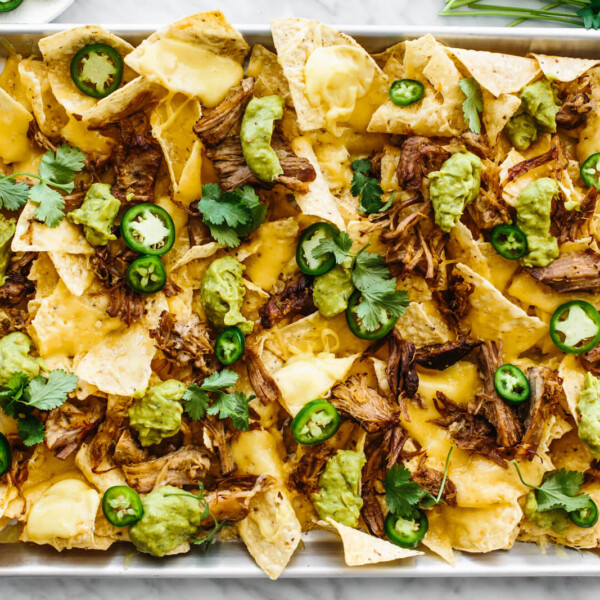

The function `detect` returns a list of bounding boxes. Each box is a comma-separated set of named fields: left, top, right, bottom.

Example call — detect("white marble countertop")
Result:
left=3, top=0, right=598, bottom=597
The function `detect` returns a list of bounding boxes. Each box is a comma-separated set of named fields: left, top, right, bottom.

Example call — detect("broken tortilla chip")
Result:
left=38, top=25, right=136, bottom=116
left=531, top=54, right=600, bottom=82
left=447, top=47, right=540, bottom=97
left=482, top=89, right=521, bottom=146
left=325, top=518, right=422, bottom=566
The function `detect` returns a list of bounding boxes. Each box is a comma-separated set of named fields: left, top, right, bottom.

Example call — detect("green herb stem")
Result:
left=435, top=446, right=454, bottom=504
left=507, top=1, right=564, bottom=26
left=439, top=8, right=583, bottom=24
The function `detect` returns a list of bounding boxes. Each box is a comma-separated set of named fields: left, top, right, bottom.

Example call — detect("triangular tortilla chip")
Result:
left=482, top=89, right=521, bottom=145
left=38, top=26, right=136, bottom=116
left=454, top=262, right=547, bottom=357
left=448, top=47, right=540, bottom=97
left=325, top=518, right=422, bottom=566
left=395, top=301, right=454, bottom=347
left=125, top=11, right=248, bottom=107
left=0, top=85, right=33, bottom=164
left=531, top=53, right=600, bottom=82
left=246, top=44, right=291, bottom=103
left=48, top=252, right=94, bottom=297
left=271, top=17, right=387, bottom=133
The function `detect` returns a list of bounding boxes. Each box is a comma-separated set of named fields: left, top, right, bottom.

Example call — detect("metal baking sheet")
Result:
left=1, top=24, right=600, bottom=577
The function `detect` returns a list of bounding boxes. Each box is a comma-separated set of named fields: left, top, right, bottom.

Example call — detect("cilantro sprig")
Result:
left=198, top=184, right=267, bottom=248
left=312, top=231, right=409, bottom=333
left=350, top=159, right=393, bottom=215
left=384, top=447, right=453, bottom=519
left=514, top=462, right=592, bottom=513
left=0, top=145, right=85, bottom=227
left=0, top=370, right=78, bottom=446
left=165, top=483, right=228, bottom=551
left=459, top=78, right=483, bottom=135
left=183, top=369, right=254, bottom=431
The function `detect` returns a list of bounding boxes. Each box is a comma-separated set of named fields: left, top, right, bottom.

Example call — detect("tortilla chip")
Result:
left=395, top=301, right=455, bottom=347
left=0, top=85, right=33, bottom=164
left=558, top=353, right=585, bottom=419
left=237, top=485, right=302, bottom=580
left=422, top=510, right=455, bottom=565
left=38, top=26, right=136, bottom=116
left=0, top=54, right=31, bottom=109
left=482, top=90, right=521, bottom=145
left=12, top=201, right=94, bottom=255
left=369, top=35, right=465, bottom=137
left=74, top=294, right=168, bottom=396
left=447, top=47, right=540, bottom=97
left=325, top=518, right=421, bottom=566
left=578, top=67, right=600, bottom=163
left=18, top=58, right=68, bottom=137
left=454, top=262, right=546, bottom=357
left=75, top=443, right=127, bottom=493
left=151, top=93, right=203, bottom=205
left=81, top=76, right=166, bottom=125
left=448, top=221, right=491, bottom=280
left=246, top=44, right=291, bottom=102
left=438, top=502, right=522, bottom=552
left=125, top=11, right=248, bottom=105
left=290, top=137, right=346, bottom=230
left=550, top=427, right=593, bottom=473
left=27, top=252, right=59, bottom=303
left=271, top=17, right=387, bottom=133
left=171, top=242, right=222, bottom=272
left=48, top=252, right=94, bottom=297
left=531, top=53, right=600, bottom=82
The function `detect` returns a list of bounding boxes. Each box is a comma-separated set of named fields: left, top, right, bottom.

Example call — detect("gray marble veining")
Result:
left=2, top=0, right=596, bottom=597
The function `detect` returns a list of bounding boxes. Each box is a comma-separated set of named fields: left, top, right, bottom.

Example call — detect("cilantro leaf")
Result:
left=30, top=182, right=66, bottom=228
left=577, top=6, right=600, bottom=29
left=17, top=416, right=46, bottom=447
left=24, top=370, right=78, bottom=411
left=0, top=177, right=29, bottom=211
left=199, top=184, right=266, bottom=248
left=385, top=464, right=434, bottom=518
left=352, top=250, right=392, bottom=289
left=350, top=159, right=389, bottom=215
left=182, top=385, right=210, bottom=421
left=312, top=231, right=353, bottom=265
left=200, top=369, right=238, bottom=392
left=39, top=145, right=86, bottom=185
left=207, top=391, right=252, bottom=431
left=459, top=78, right=483, bottom=135
left=514, top=463, right=592, bottom=513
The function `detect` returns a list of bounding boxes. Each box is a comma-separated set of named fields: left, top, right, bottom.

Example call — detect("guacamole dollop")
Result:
left=129, top=486, right=203, bottom=557
left=0, top=332, right=41, bottom=387
left=313, top=265, right=354, bottom=318
left=200, top=256, right=253, bottom=335
left=312, top=449, right=366, bottom=527
left=577, top=372, right=600, bottom=458
left=0, top=214, right=16, bottom=286
left=524, top=490, right=570, bottom=534
left=128, top=379, right=186, bottom=447
left=67, top=183, right=121, bottom=246
left=504, top=113, right=538, bottom=152
left=505, top=79, right=560, bottom=151
left=428, top=152, right=482, bottom=233
left=240, top=95, right=284, bottom=183
left=515, top=177, right=559, bottom=268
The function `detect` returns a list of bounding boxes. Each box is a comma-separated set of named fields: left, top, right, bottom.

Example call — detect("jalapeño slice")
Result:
left=0, top=433, right=11, bottom=477
left=102, top=485, right=143, bottom=527
left=345, top=289, right=398, bottom=340
left=296, top=222, right=339, bottom=276
left=0, top=0, right=24, bottom=12
left=494, top=364, right=530, bottom=405
left=389, top=79, right=425, bottom=107
left=215, top=326, right=245, bottom=365
left=291, top=399, right=341, bottom=445
left=121, top=204, right=176, bottom=256
left=549, top=300, right=600, bottom=354
left=490, top=224, right=528, bottom=260
left=580, top=152, right=600, bottom=191
left=70, top=43, right=124, bottom=99
left=569, top=498, right=599, bottom=528
left=126, top=255, right=167, bottom=294
left=384, top=510, right=428, bottom=549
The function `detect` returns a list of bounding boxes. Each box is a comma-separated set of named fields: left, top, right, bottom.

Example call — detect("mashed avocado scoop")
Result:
left=515, top=177, right=559, bottom=268
left=312, top=449, right=366, bottom=527
left=428, top=152, right=482, bottom=233
left=0, top=214, right=16, bottom=286
left=0, top=332, right=41, bottom=387
left=67, top=183, right=121, bottom=247
left=577, top=372, right=600, bottom=459
left=240, top=95, right=284, bottom=183
left=128, top=379, right=186, bottom=447
left=200, top=256, right=253, bottom=335
left=129, top=485, right=204, bottom=557
left=313, top=264, right=354, bottom=318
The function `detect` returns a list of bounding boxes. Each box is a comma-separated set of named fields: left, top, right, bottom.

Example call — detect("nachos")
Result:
left=2, top=11, right=600, bottom=579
